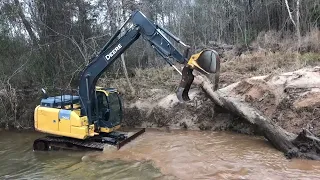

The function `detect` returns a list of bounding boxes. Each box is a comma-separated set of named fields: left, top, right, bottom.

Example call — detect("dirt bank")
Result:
left=122, top=89, right=250, bottom=131
left=123, top=87, right=255, bottom=134
left=107, top=51, right=320, bottom=137
left=123, top=66, right=320, bottom=137
left=230, top=66, right=320, bottom=136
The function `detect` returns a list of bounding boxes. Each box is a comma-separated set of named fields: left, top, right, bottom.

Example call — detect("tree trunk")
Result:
left=285, top=0, right=302, bottom=51
left=285, top=0, right=297, bottom=27
left=14, top=0, right=39, bottom=47
left=120, top=0, right=135, bottom=95
left=121, top=54, right=135, bottom=94
left=193, top=75, right=320, bottom=160
left=296, top=0, right=301, bottom=50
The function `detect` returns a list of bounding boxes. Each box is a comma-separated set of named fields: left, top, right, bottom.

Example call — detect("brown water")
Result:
left=1, top=130, right=320, bottom=180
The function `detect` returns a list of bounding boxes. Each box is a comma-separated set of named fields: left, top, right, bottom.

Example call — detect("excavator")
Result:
left=33, top=11, right=220, bottom=151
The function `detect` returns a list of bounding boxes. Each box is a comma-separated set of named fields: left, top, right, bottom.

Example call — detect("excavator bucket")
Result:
left=176, top=66, right=194, bottom=101
left=176, top=49, right=220, bottom=102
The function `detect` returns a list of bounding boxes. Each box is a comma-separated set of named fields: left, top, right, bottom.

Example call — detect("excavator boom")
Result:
left=79, top=11, right=190, bottom=125
left=80, top=11, right=220, bottom=125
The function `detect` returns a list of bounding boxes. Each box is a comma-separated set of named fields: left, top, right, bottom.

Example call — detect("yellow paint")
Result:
left=70, top=125, right=95, bottom=139
left=34, top=105, right=39, bottom=129
left=59, top=118, right=70, bottom=133
left=36, top=107, right=59, bottom=132
left=63, top=104, right=81, bottom=110
left=34, top=88, right=120, bottom=140
left=34, top=106, right=91, bottom=139
left=80, top=116, right=89, bottom=126
left=88, top=124, right=95, bottom=136
left=73, top=109, right=81, bottom=116
left=36, top=126, right=93, bottom=140
left=100, top=125, right=121, bottom=133
left=97, top=89, right=109, bottom=95
left=187, top=50, right=209, bottom=74
left=69, top=111, right=84, bottom=127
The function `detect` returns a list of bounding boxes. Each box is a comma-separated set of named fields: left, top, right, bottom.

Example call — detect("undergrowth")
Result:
left=99, top=67, right=181, bottom=101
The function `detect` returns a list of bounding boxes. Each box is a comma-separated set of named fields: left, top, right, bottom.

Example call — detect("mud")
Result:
left=124, top=88, right=255, bottom=134
left=124, top=66, right=320, bottom=138
left=229, top=67, right=320, bottom=136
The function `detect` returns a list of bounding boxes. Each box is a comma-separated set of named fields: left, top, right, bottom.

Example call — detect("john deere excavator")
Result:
left=33, top=11, right=220, bottom=151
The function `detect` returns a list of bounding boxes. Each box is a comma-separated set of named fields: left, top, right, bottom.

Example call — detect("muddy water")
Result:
left=0, top=131, right=164, bottom=180
left=1, top=130, right=320, bottom=180
left=93, top=129, right=320, bottom=180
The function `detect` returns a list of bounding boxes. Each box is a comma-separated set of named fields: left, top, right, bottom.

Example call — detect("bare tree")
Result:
left=14, top=0, right=38, bottom=47
left=285, top=0, right=302, bottom=50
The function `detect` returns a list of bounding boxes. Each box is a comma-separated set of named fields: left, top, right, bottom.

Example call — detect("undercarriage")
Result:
left=33, top=128, right=145, bottom=151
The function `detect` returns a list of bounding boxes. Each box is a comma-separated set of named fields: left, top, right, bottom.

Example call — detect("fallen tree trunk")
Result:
left=194, top=76, right=320, bottom=160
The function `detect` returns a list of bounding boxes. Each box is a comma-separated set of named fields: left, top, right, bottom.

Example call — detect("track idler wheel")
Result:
left=33, top=140, right=49, bottom=151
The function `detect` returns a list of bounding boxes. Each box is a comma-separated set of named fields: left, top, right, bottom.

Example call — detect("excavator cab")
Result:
left=92, top=88, right=123, bottom=132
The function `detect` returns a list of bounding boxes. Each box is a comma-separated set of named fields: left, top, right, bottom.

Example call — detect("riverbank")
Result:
left=1, top=46, right=320, bottom=138
left=101, top=51, right=320, bottom=138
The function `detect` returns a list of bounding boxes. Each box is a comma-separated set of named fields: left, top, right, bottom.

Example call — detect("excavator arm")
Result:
left=79, top=11, right=219, bottom=124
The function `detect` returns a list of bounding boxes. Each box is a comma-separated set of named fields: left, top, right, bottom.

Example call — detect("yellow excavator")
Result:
left=33, top=11, right=220, bottom=151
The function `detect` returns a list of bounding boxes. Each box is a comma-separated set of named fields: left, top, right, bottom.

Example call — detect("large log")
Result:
left=194, top=75, right=320, bottom=160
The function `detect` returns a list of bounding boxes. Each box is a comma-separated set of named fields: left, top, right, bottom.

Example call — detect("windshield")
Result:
left=107, top=92, right=122, bottom=126
left=93, top=91, right=122, bottom=128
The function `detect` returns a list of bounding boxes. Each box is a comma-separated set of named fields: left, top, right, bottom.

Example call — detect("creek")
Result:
left=1, top=129, right=320, bottom=179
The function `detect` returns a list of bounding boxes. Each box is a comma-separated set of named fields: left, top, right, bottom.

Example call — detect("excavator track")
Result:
left=33, top=136, right=106, bottom=151
left=33, top=128, right=145, bottom=151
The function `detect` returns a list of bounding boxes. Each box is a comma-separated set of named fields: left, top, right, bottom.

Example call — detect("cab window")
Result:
left=108, top=93, right=122, bottom=125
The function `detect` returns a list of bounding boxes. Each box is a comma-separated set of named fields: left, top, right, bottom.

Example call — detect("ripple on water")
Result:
left=0, top=131, right=166, bottom=180
left=92, top=129, right=320, bottom=180
left=1, top=130, right=320, bottom=180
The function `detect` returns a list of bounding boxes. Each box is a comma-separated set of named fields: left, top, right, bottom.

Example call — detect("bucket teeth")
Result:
left=176, top=66, right=194, bottom=102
